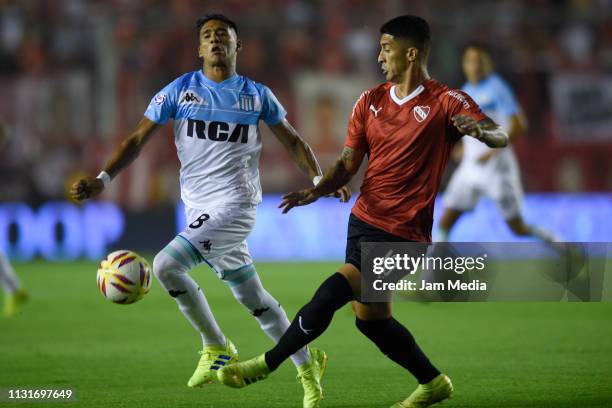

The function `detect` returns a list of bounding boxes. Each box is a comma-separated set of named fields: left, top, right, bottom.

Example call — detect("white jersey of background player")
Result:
left=0, top=121, right=28, bottom=318
left=439, top=44, right=558, bottom=244
left=70, top=14, right=348, bottom=407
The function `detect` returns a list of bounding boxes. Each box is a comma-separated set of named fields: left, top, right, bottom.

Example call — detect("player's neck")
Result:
left=394, top=66, right=429, bottom=99
left=202, top=65, right=237, bottom=83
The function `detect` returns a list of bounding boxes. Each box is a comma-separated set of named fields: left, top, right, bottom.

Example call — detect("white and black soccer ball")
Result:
left=97, top=250, right=152, bottom=304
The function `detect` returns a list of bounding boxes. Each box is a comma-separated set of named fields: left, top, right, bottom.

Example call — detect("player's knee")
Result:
left=152, top=251, right=181, bottom=282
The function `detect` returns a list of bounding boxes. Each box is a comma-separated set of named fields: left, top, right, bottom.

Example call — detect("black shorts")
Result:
left=345, top=213, right=408, bottom=271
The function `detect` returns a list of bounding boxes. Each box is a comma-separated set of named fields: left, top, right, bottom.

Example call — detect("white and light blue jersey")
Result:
left=460, top=73, right=520, bottom=165
left=144, top=71, right=286, bottom=209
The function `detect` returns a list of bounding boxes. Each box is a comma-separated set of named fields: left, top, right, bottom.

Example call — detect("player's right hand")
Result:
left=69, top=176, right=104, bottom=201
left=452, top=114, right=482, bottom=139
left=278, top=188, right=321, bottom=213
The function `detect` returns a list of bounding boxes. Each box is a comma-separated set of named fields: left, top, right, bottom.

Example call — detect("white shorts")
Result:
left=444, top=159, right=524, bottom=220
left=178, top=204, right=256, bottom=276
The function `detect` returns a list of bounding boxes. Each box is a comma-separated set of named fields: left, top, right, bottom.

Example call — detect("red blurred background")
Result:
left=0, top=0, right=611, bottom=209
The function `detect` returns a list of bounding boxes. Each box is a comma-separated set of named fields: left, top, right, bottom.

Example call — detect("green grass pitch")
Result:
left=1, top=260, right=612, bottom=407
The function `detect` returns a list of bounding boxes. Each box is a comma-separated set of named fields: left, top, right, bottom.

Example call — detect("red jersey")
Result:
left=345, top=79, right=487, bottom=242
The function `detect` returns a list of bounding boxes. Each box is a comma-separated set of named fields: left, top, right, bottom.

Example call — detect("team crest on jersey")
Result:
left=154, top=93, right=166, bottom=105
left=239, top=93, right=255, bottom=111
left=180, top=91, right=205, bottom=105
left=413, top=105, right=430, bottom=122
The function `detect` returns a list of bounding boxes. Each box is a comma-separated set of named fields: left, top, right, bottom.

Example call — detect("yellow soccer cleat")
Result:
left=217, top=354, right=270, bottom=389
left=3, top=288, right=28, bottom=318
left=391, top=374, right=453, bottom=408
left=297, top=347, right=328, bottom=408
left=187, top=339, right=238, bottom=387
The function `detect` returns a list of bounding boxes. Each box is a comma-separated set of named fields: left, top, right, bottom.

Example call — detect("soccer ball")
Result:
left=97, top=250, right=152, bottom=304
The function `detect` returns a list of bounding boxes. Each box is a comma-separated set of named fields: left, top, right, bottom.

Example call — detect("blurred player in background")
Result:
left=69, top=14, right=348, bottom=408
left=218, top=15, right=508, bottom=408
left=0, top=120, right=28, bottom=318
left=438, top=44, right=560, bottom=244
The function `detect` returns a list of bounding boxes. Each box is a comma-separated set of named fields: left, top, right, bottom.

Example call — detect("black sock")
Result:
left=265, top=273, right=353, bottom=371
left=355, top=317, right=441, bottom=384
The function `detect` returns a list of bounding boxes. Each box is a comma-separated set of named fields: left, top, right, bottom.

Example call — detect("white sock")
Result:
left=224, top=264, right=310, bottom=367
left=153, top=245, right=226, bottom=347
left=0, top=250, right=21, bottom=294
left=437, top=228, right=450, bottom=242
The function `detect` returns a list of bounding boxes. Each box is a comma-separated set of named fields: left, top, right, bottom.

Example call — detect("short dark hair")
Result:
left=462, top=41, right=492, bottom=56
left=196, top=14, right=238, bottom=35
left=380, top=15, right=430, bottom=51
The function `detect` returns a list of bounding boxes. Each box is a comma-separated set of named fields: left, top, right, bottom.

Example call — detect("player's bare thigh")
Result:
left=337, top=263, right=392, bottom=320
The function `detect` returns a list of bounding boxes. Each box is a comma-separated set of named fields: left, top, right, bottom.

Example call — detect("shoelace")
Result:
left=197, top=350, right=218, bottom=367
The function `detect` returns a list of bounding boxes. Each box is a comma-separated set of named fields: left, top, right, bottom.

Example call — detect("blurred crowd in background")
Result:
left=0, top=0, right=611, bottom=209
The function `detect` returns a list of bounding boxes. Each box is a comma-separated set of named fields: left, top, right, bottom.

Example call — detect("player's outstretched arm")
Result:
left=269, top=119, right=350, bottom=202
left=452, top=115, right=508, bottom=148
left=69, top=117, right=160, bottom=201
left=278, top=146, right=365, bottom=214
left=476, top=111, right=526, bottom=163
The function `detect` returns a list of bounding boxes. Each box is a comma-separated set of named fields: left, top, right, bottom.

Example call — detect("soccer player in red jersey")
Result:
left=218, top=15, right=508, bottom=407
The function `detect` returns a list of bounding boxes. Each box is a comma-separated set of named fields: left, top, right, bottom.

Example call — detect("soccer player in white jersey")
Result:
left=0, top=120, right=28, bottom=318
left=439, top=43, right=559, bottom=244
left=70, top=14, right=349, bottom=407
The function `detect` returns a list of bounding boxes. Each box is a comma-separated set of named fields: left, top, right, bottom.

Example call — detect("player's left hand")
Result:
left=330, top=185, right=351, bottom=203
left=452, top=115, right=482, bottom=139
left=279, top=188, right=322, bottom=213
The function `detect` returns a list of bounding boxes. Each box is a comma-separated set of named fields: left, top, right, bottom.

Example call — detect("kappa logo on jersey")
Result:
left=413, top=105, right=430, bottom=122
left=187, top=119, right=249, bottom=143
left=199, top=240, right=212, bottom=253
left=369, top=105, right=382, bottom=117
left=239, top=93, right=255, bottom=111
left=180, top=91, right=205, bottom=104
